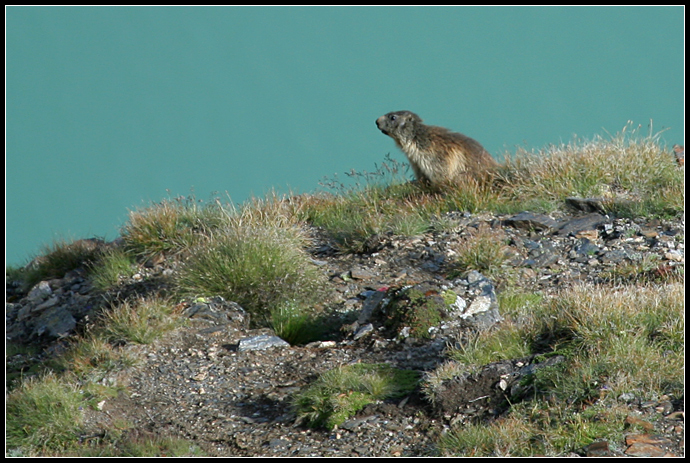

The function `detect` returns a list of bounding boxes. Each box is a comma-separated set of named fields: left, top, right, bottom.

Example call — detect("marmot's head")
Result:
left=376, top=111, right=422, bottom=143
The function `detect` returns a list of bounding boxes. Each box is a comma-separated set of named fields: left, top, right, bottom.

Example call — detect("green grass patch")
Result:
left=99, top=296, right=182, bottom=345
left=438, top=175, right=506, bottom=214
left=449, top=322, right=532, bottom=368
left=540, top=283, right=684, bottom=395
left=497, top=290, right=544, bottom=319
left=88, top=248, right=138, bottom=291
left=104, top=434, right=204, bottom=457
left=304, top=157, right=443, bottom=252
left=6, top=264, right=26, bottom=286
left=302, top=187, right=438, bottom=253
left=6, top=343, right=47, bottom=391
left=294, top=363, right=421, bottom=429
left=302, top=193, right=389, bottom=253
left=599, top=253, right=684, bottom=284
left=269, top=302, right=326, bottom=346
left=421, top=360, right=472, bottom=406
left=175, top=222, right=328, bottom=327
left=6, top=373, right=85, bottom=453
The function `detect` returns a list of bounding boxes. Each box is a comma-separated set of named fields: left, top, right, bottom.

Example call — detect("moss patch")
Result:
left=381, top=283, right=449, bottom=339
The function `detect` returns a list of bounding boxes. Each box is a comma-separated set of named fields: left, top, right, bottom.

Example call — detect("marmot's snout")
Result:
left=376, top=116, right=388, bottom=134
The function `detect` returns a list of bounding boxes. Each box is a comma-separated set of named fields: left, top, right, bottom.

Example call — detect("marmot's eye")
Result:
left=390, top=115, right=397, bottom=121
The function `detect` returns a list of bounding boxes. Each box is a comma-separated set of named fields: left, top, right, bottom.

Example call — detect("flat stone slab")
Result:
left=237, top=334, right=290, bottom=352
left=504, top=212, right=559, bottom=232
left=556, top=213, right=608, bottom=236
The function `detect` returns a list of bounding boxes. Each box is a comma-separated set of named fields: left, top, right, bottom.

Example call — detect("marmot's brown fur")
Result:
left=376, top=110, right=498, bottom=188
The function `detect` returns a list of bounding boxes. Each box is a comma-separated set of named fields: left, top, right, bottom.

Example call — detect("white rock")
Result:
left=27, top=281, right=52, bottom=303
left=237, top=335, right=289, bottom=352
left=461, top=295, right=492, bottom=319
left=448, top=295, right=467, bottom=313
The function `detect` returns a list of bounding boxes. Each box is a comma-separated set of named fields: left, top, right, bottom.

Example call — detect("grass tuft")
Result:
left=449, top=322, right=532, bottom=368
left=88, top=248, right=138, bottom=291
left=121, top=195, right=229, bottom=261
left=294, top=363, right=421, bottom=429
left=438, top=401, right=630, bottom=457
left=269, top=302, right=325, bottom=346
left=175, top=222, right=328, bottom=326
left=99, top=296, right=182, bottom=345
left=18, top=238, right=106, bottom=290
left=450, top=223, right=510, bottom=279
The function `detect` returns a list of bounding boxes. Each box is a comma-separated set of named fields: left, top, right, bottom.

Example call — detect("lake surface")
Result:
left=6, top=6, right=684, bottom=265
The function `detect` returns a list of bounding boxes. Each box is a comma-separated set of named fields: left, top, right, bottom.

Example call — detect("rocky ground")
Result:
left=6, top=200, right=685, bottom=457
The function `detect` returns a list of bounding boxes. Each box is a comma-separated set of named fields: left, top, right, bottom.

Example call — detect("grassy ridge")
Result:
left=6, top=124, right=684, bottom=456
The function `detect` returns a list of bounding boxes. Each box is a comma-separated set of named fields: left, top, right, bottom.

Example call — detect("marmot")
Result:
left=376, top=110, right=498, bottom=188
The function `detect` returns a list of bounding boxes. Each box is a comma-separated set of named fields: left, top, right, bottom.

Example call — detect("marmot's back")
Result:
left=376, top=110, right=497, bottom=187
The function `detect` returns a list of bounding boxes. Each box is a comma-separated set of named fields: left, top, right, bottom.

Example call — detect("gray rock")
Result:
left=465, top=270, right=485, bottom=285
left=184, top=297, right=249, bottom=329
left=574, top=239, right=600, bottom=256
left=664, top=250, right=684, bottom=262
left=269, top=438, right=289, bottom=450
left=531, top=250, right=560, bottom=268
left=353, top=323, right=374, bottom=340
left=16, top=303, right=36, bottom=322
left=571, top=238, right=601, bottom=263
left=504, top=212, right=559, bottom=232
left=521, top=258, right=538, bottom=268
left=358, top=290, right=386, bottom=324
left=237, top=335, right=290, bottom=352
left=600, top=249, right=629, bottom=264
left=34, top=295, right=60, bottom=312
left=583, top=440, right=613, bottom=457
left=462, top=307, right=503, bottom=331
left=557, top=213, right=608, bottom=236
left=565, top=197, right=607, bottom=214
left=466, top=271, right=496, bottom=297
left=462, top=295, right=493, bottom=319
left=350, top=267, right=375, bottom=280
left=32, top=306, right=76, bottom=338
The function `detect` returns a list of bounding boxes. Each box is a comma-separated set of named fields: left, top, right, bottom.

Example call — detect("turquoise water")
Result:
left=6, top=6, right=684, bottom=265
